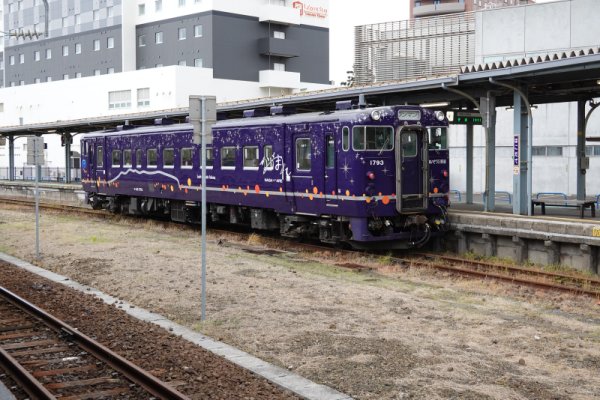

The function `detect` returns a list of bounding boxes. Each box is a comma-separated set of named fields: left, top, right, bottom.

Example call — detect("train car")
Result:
left=80, top=103, right=449, bottom=249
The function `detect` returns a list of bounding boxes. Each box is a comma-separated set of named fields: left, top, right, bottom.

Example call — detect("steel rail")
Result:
left=0, top=286, right=190, bottom=400
left=0, top=346, right=57, bottom=400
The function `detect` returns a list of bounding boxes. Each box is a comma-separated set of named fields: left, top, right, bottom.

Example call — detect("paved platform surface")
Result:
left=0, top=252, right=353, bottom=400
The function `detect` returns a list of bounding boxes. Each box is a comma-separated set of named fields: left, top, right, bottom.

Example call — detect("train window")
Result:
left=295, top=138, right=311, bottom=171
left=366, top=127, right=393, bottom=151
left=147, top=149, right=157, bottom=168
left=428, top=128, right=448, bottom=150
left=401, top=133, right=417, bottom=158
left=111, top=150, right=122, bottom=167
left=326, top=135, right=335, bottom=168
left=243, top=146, right=259, bottom=169
left=136, top=149, right=142, bottom=168
left=181, top=147, right=193, bottom=168
left=352, top=127, right=365, bottom=150
left=97, top=146, right=103, bottom=168
left=206, top=148, right=213, bottom=168
left=263, top=145, right=273, bottom=170
left=123, top=149, right=132, bottom=167
left=342, top=127, right=349, bottom=151
left=163, top=148, right=174, bottom=168
left=221, top=146, right=236, bottom=169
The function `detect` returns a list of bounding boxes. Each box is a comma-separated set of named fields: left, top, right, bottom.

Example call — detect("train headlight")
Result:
left=434, top=111, right=445, bottom=121
left=371, top=110, right=382, bottom=121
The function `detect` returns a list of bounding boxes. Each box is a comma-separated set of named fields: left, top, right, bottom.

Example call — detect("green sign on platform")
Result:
left=454, top=113, right=483, bottom=125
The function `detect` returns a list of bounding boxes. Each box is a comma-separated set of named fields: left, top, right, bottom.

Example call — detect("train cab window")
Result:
left=163, top=148, right=174, bottom=168
left=206, top=148, right=213, bottom=168
left=401, top=133, right=418, bottom=158
left=147, top=149, right=157, bottom=168
left=111, top=150, right=122, bottom=167
left=295, top=138, right=311, bottom=171
left=263, top=145, right=273, bottom=170
left=243, top=146, right=259, bottom=169
left=428, top=127, right=448, bottom=150
left=181, top=147, right=193, bottom=168
left=352, top=127, right=365, bottom=150
left=135, top=149, right=142, bottom=168
left=342, top=127, right=349, bottom=151
left=97, top=146, right=104, bottom=168
left=353, top=126, right=394, bottom=151
left=123, top=149, right=132, bottom=167
left=221, top=146, right=236, bottom=169
left=326, top=135, right=335, bottom=168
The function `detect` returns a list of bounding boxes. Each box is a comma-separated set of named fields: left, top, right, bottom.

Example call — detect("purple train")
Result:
left=80, top=103, right=449, bottom=249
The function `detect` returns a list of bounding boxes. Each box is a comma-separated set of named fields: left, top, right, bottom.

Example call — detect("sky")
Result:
left=327, top=0, right=557, bottom=86
left=328, top=0, right=409, bottom=85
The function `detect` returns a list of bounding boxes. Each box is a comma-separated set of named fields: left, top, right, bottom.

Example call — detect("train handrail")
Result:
left=535, top=192, right=568, bottom=205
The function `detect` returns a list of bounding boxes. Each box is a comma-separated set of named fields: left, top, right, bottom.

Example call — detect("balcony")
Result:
left=259, top=4, right=301, bottom=25
left=413, top=2, right=466, bottom=17
left=258, top=37, right=298, bottom=58
left=259, top=70, right=301, bottom=89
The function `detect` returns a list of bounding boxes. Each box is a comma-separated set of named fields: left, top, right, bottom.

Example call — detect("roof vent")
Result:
left=154, top=118, right=174, bottom=125
left=116, top=124, right=135, bottom=131
left=243, top=109, right=270, bottom=118
left=335, top=100, right=354, bottom=110
left=270, top=105, right=296, bottom=116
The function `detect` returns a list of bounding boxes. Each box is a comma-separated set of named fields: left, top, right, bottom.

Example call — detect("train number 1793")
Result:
left=369, top=160, right=384, bottom=166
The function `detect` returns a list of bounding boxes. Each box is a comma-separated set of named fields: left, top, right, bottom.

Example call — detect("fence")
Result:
left=0, top=167, right=81, bottom=183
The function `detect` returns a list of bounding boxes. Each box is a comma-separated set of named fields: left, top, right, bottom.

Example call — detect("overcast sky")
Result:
left=327, top=0, right=557, bottom=86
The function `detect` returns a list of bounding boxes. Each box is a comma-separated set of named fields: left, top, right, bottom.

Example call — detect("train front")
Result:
left=347, top=106, right=449, bottom=249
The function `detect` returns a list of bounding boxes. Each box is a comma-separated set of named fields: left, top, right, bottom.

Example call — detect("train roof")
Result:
left=80, top=105, right=426, bottom=139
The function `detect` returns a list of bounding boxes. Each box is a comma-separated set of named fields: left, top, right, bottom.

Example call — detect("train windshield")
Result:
left=428, top=127, right=448, bottom=150
left=352, top=126, right=394, bottom=151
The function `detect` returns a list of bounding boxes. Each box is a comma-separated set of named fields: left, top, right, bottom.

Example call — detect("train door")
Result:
left=291, top=132, right=313, bottom=211
left=324, top=132, right=337, bottom=206
left=92, top=137, right=107, bottom=194
left=395, top=127, right=428, bottom=212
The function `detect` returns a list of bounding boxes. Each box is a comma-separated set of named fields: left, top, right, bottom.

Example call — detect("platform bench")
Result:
left=531, top=199, right=596, bottom=218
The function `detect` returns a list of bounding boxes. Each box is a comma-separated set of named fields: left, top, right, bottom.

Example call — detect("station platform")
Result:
left=0, top=181, right=597, bottom=274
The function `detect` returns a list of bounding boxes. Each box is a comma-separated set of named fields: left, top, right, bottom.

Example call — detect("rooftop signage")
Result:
left=292, top=1, right=328, bottom=19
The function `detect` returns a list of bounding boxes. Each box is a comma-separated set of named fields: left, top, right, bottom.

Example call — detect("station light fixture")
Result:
left=419, top=102, right=449, bottom=108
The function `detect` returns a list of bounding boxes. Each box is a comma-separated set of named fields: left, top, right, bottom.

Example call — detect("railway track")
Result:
left=0, top=285, right=190, bottom=400
left=2, top=196, right=600, bottom=299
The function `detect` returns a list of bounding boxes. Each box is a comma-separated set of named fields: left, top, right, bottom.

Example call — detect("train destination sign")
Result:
left=454, top=112, right=483, bottom=125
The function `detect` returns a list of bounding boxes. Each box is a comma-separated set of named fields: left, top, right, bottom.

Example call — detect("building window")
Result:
left=155, top=31, right=163, bottom=44
left=34, top=51, right=40, bottom=61
left=178, top=27, right=186, bottom=40
left=178, top=60, right=187, bottom=66
left=9, top=56, right=15, bottom=65
left=138, top=4, right=145, bottom=15
left=194, top=24, right=203, bottom=37
left=47, top=76, right=52, bottom=82
left=155, top=63, right=163, bottom=67
left=147, top=149, right=157, bottom=167
left=107, top=6, right=114, bottom=18
left=138, top=35, right=146, bottom=47
left=194, top=58, right=203, bottom=67
left=155, top=0, right=162, bottom=11
left=63, top=74, right=69, bottom=80
left=107, top=37, right=114, bottom=49
left=274, top=30, right=285, bottom=39
left=107, top=67, right=115, bottom=74
left=46, top=49, right=51, bottom=59
left=123, top=149, right=132, bottom=167
left=243, top=146, right=259, bottom=169
left=62, top=45, right=69, bottom=56
left=137, top=88, right=150, bottom=107
left=108, top=90, right=132, bottom=109
left=93, top=10, right=100, bottom=21
left=62, top=17, right=69, bottom=28
left=295, top=138, right=311, bottom=171
left=179, top=0, right=186, bottom=6
left=34, top=78, right=41, bottom=83
left=75, top=14, right=81, bottom=25
left=20, top=80, right=25, bottom=86
left=181, top=148, right=193, bottom=168
left=274, top=62, right=285, bottom=71
left=94, top=69, right=101, bottom=76
left=19, top=54, right=24, bottom=64
left=93, top=39, right=100, bottom=51
left=76, top=72, right=82, bottom=78
left=547, top=146, right=563, bottom=156
left=75, top=43, right=81, bottom=54
left=221, top=147, right=236, bottom=169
